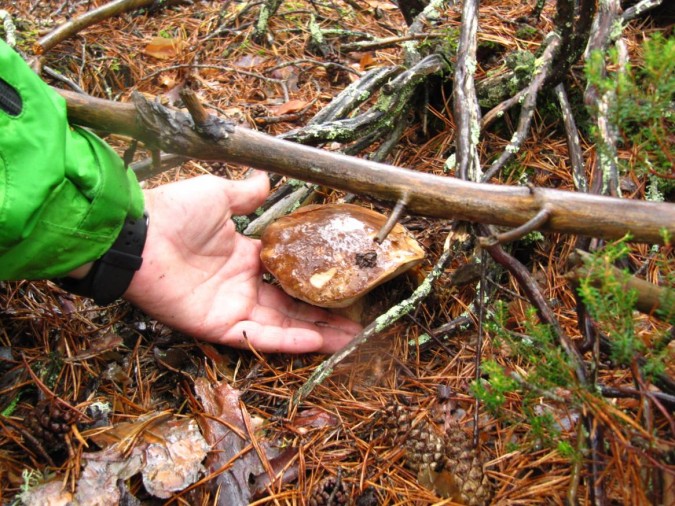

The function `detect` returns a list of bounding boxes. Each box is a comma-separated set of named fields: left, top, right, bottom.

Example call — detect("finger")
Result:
left=257, top=283, right=363, bottom=335
left=221, top=321, right=326, bottom=353
left=249, top=304, right=359, bottom=353
left=225, top=170, right=270, bottom=215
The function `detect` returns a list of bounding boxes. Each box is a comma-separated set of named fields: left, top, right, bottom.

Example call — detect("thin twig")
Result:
left=0, top=9, right=18, bottom=47
left=288, top=241, right=454, bottom=414
left=339, top=33, right=444, bottom=52
left=554, top=83, right=588, bottom=193
left=265, top=58, right=362, bottom=77
left=43, top=65, right=87, bottom=94
left=35, top=0, right=157, bottom=54
left=484, top=203, right=551, bottom=245
left=480, top=232, right=588, bottom=384
left=482, top=33, right=561, bottom=182
left=473, top=247, right=487, bottom=448
left=374, top=197, right=409, bottom=244
left=622, top=0, right=664, bottom=23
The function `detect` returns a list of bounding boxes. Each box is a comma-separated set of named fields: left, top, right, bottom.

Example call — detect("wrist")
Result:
left=56, top=212, right=149, bottom=305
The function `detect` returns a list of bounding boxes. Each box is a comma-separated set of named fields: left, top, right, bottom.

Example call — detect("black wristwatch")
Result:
left=56, top=212, right=149, bottom=305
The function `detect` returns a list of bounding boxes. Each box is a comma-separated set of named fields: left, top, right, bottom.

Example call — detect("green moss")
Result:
left=516, top=25, right=539, bottom=40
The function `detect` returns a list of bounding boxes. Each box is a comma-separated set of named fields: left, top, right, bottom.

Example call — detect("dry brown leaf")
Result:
left=75, top=447, right=144, bottom=505
left=77, top=416, right=209, bottom=502
left=144, top=36, right=183, bottom=60
left=142, top=418, right=209, bottom=498
left=16, top=479, right=73, bottom=506
left=359, top=53, right=377, bottom=70
left=64, top=332, right=123, bottom=362
left=364, top=0, right=400, bottom=9
left=234, top=54, right=267, bottom=68
left=293, top=407, right=340, bottom=431
left=273, top=99, right=309, bottom=115
left=194, top=378, right=299, bottom=506
left=87, top=410, right=173, bottom=448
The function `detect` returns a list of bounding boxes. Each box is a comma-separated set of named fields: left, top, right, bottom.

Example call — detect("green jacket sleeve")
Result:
left=0, top=40, right=144, bottom=280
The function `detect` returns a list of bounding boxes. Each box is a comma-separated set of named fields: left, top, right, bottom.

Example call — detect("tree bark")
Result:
left=59, top=89, right=675, bottom=245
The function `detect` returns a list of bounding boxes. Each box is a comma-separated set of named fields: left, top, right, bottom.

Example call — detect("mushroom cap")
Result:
left=260, top=204, right=425, bottom=308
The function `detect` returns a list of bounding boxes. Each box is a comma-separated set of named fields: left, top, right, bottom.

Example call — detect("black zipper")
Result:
left=0, top=77, right=22, bottom=116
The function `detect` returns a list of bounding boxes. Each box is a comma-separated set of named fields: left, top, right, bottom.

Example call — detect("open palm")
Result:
left=124, top=172, right=361, bottom=353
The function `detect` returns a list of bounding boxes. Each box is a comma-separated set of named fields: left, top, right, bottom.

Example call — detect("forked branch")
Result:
left=59, top=89, right=675, bottom=245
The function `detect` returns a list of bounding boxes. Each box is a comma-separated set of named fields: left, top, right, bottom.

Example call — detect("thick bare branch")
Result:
left=59, top=89, right=675, bottom=245
left=452, top=0, right=480, bottom=181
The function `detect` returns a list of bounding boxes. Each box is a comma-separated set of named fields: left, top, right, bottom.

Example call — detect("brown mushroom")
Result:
left=260, top=203, right=425, bottom=308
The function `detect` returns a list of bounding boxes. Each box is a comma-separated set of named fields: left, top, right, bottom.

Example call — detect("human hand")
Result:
left=123, top=172, right=362, bottom=353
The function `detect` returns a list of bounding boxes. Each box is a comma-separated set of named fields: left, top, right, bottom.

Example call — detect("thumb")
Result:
left=227, top=170, right=270, bottom=215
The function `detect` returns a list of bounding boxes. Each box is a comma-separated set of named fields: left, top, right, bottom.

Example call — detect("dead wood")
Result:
left=567, top=250, right=674, bottom=317
left=452, top=0, right=480, bottom=181
left=59, top=88, right=675, bottom=245
left=35, top=0, right=158, bottom=55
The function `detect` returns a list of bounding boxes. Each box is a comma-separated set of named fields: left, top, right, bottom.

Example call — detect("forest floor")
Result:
left=0, top=0, right=673, bottom=505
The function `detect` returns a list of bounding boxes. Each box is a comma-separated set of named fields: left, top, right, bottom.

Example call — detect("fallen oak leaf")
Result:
left=193, top=378, right=298, bottom=506
left=75, top=416, right=209, bottom=503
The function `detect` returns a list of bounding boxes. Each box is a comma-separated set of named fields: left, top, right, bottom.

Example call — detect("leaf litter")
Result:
left=0, top=0, right=673, bottom=504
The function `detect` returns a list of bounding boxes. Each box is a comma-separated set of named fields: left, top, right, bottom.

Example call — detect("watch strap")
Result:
left=57, top=212, right=149, bottom=305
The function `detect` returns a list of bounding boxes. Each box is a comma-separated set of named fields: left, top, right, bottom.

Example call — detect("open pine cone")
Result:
left=308, top=475, right=351, bottom=506
left=382, top=401, right=491, bottom=505
left=25, top=398, right=80, bottom=448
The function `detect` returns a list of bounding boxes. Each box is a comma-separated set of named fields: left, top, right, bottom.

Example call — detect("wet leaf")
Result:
left=273, top=99, right=309, bottom=115
left=194, top=378, right=298, bottom=506
left=144, top=36, right=183, bottom=60
left=359, top=53, right=377, bottom=70
left=17, top=479, right=73, bottom=506
left=78, top=416, right=209, bottom=501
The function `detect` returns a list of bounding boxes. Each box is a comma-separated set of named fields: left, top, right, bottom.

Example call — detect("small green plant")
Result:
left=471, top=358, right=518, bottom=413
left=515, top=25, right=538, bottom=41
left=471, top=302, right=578, bottom=455
left=14, top=468, right=48, bottom=505
left=586, top=34, right=675, bottom=194
left=473, top=238, right=672, bottom=463
left=577, top=237, right=671, bottom=377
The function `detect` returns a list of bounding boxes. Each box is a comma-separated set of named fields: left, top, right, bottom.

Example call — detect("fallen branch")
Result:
left=567, top=250, right=674, bottom=317
left=35, top=0, right=157, bottom=54
left=482, top=33, right=561, bottom=182
left=59, top=89, right=675, bottom=245
left=452, top=0, right=480, bottom=181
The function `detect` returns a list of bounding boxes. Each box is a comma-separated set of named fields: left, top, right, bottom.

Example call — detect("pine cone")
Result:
left=250, top=104, right=270, bottom=118
left=308, top=475, right=351, bottom=506
left=325, top=53, right=349, bottom=84
left=444, top=421, right=492, bottom=506
left=381, top=401, right=491, bottom=505
left=26, top=399, right=80, bottom=447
